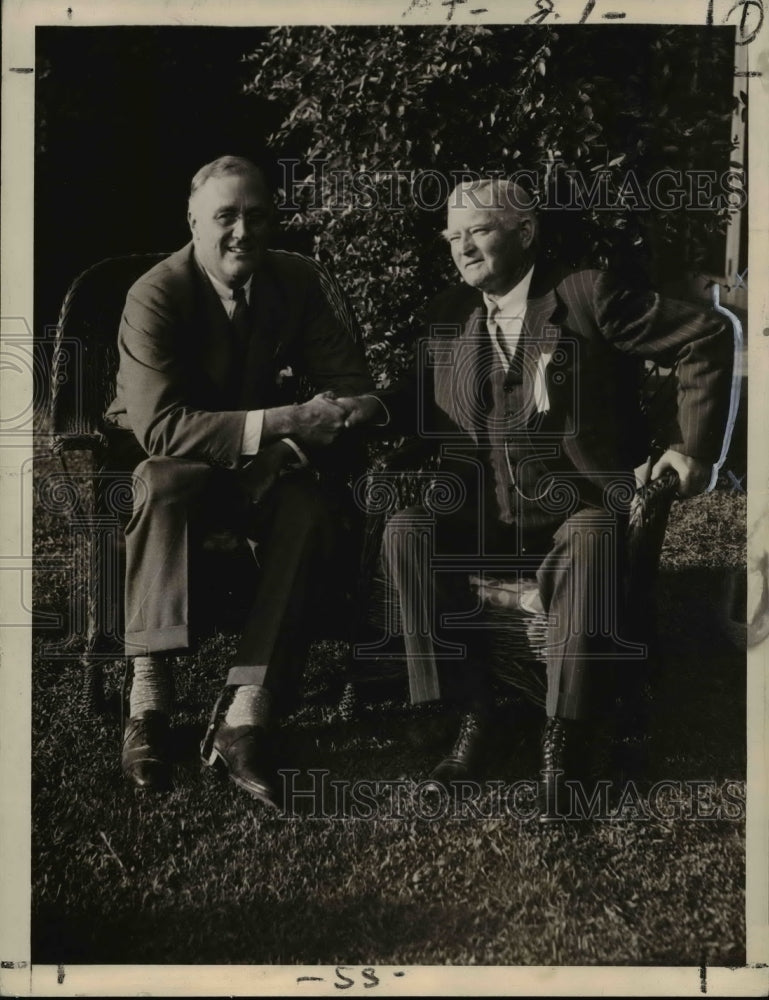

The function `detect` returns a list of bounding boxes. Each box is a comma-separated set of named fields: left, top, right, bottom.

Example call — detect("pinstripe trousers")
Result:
left=382, top=502, right=640, bottom=721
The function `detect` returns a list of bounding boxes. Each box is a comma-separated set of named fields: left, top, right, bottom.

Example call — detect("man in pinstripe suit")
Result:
left=105, top=156, right=372, bottom=801
left=338, top=178, right=733, bottom=811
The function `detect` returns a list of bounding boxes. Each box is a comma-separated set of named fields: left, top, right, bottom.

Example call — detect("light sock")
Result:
left=224, top=684, right=271, bottom=728
left=129, top=655, right=173, bottom=717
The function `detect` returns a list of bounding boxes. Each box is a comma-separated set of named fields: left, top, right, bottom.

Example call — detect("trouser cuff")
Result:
left=124, top=625, right=189, bottom=656
left=226, top=665, right=269, bottom=687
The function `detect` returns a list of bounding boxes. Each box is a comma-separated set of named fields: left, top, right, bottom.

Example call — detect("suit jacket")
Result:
left=105, top=243, right=373, bottom=470
left=377, top=262, right=733, bottom=524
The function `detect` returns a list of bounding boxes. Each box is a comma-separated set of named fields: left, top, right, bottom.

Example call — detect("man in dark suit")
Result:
left=105, top=155, right=372, bottom=801
left=337, top=178, right=733, bottom=808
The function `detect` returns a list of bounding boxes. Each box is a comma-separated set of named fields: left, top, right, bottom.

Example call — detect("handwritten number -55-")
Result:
left=335, top=967, right=380, bottom=989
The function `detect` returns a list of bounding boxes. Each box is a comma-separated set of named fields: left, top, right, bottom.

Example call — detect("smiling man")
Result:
left=336, top=177, right=733, bottom=812
left=105, top=155, right=372, bottom=802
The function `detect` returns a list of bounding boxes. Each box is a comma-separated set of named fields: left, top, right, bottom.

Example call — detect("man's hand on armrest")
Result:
left=651, top=449, right=712, bottom=498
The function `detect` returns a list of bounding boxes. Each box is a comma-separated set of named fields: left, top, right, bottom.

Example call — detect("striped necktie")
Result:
left=486, top=302, right=505, bottom=357
left=487, top=303, right=523, bottom=384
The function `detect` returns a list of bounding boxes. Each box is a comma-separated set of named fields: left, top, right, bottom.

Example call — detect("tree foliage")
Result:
left=244, top=25, right=739, bottom=385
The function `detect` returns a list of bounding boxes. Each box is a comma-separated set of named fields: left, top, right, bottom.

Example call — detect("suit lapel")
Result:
left=196, top=271, right=238, bottom=394
left=247, top=263, right=285, bottom=365
left=234, top=267, right=280, bottom=408
left=523, top=263, right=563, bottom=353
left=436, top=300, right=489, bottom=442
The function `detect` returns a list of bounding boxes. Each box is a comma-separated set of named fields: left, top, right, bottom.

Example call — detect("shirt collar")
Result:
left=198, top=259, right=253, bottom=304
left=483, top=264, right=535, bottom=317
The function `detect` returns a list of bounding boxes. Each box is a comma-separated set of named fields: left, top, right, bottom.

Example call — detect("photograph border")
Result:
left=2, top=0, right=767, bottom=995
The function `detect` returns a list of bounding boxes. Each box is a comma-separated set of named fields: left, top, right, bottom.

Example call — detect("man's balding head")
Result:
left=189, top=155, right=271, bottom=205
left=443, top=178, right=538, bottom=297
left=448, top=177, right=537, bottom=222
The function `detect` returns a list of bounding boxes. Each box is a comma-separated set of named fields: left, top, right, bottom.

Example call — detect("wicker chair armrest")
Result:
left=629, top=467, right=678, bottom=532
left=50, top=430, right=108, bottom=458
left=627, top=467, right=679, bottom=590
left=370, top=436, right=441, bottom=474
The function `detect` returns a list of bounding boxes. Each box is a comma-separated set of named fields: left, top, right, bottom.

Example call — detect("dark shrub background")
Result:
left=36, top=24, right=740, bottom=389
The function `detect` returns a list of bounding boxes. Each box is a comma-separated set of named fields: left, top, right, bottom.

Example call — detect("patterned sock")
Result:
left=224, top=684, right=271, bottom=729
left=129, top=655, right=173, bottom=717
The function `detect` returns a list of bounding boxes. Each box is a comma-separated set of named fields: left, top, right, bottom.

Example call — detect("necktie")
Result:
left=486, top=302, right=505, bottom=359
left=230, top=286, right=250, bottom=354
left=488, top=303, right=524, bottom=384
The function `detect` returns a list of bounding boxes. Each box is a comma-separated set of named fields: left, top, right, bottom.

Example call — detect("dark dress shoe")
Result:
left=121, top=710, right=172, bottom=791
left=428, top=710, right=486, bottom=785
left=539, top=716, right=592, bottom=823
left=201, top=722, right=279, bottom=808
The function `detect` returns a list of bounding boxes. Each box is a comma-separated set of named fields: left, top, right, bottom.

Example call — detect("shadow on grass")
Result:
left=649, top=566, right=746, bottom=779
left=33, top=893, right=452, bottom=965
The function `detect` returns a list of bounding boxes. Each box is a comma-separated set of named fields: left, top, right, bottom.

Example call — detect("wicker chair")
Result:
left=47, top=251, right=367, bottom=714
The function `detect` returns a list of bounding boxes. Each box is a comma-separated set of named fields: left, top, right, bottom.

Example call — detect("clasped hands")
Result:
left=288, top=392, right=382, bottom=449
left=245, top=393, right=377, bottom=504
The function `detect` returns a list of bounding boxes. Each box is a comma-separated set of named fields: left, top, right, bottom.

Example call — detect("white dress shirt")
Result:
left=483, top=266, right=551, bottom=413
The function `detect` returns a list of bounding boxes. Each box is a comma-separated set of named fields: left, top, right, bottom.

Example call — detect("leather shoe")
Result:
left=121, top=710, right=172, bottom=791
left=428, top=710, right=486, bottom=785
left=539, top=716, right=590, bottom=823
left=201, top=721, right=279, bottom=808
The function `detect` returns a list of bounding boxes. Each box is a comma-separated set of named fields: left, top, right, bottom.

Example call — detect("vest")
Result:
left=481, top=328, right=576, bottom=533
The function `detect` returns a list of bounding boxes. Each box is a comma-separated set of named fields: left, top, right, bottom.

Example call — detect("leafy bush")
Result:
left=245, top=25, right=739, bottom=385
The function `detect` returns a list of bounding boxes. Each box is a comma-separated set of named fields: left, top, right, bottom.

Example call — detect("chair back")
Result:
left=50, top=253, right=170, bottom=455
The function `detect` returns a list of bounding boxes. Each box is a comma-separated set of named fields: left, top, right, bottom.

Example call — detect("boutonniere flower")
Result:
left=276, top=365, right=294, bottom=387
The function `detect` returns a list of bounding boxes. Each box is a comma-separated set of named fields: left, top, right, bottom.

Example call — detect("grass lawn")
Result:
left=30, top=447, right=747, bottom=967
